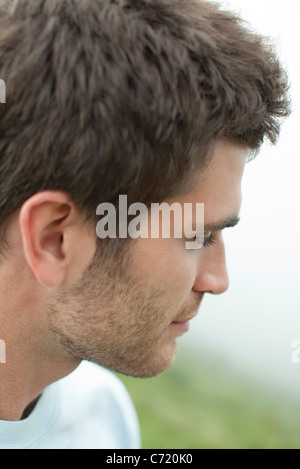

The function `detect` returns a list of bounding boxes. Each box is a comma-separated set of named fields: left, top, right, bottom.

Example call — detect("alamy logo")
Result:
left=96, top=196, right=205, bottom=250
left=291, top=339, right=300, bottom=364
left=0, top=340, right=6, bottom=364
left=0, top=79, right=6, bottom=103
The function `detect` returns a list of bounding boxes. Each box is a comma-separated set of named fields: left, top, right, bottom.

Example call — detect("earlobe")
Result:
left=19, top=192, right=72, bottom=288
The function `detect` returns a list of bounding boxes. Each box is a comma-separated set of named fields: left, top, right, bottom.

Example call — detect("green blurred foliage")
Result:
left=116, top=350, right=300, bottom=449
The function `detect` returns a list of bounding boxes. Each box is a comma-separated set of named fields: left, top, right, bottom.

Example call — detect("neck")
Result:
left=0, top=324, right=79, bottom=421
left=0, top=264, right=80, bottom=421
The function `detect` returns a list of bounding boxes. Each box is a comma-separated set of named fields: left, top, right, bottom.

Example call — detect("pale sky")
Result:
left=184, top=0, right=300, bottom=398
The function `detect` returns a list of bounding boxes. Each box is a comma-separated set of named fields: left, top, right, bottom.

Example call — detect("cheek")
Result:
left=133, top=238, right=198, bottom=300
left=160, top=256, right=196, bottom=294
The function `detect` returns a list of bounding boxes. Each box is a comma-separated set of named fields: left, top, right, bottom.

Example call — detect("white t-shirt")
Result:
left=0, top=361, right=141, bottom=449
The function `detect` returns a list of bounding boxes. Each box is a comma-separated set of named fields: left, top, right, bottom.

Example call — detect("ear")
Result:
left=19, top=191, right=96, bottom=288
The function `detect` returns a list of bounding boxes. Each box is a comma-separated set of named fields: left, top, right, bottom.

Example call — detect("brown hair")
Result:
left=0, top=0, right=290, bottom=252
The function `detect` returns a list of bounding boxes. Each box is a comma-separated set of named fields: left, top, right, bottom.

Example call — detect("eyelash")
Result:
left=185, top=232, right=219, bottom=248
left=203, top=232, right=218, bottom=248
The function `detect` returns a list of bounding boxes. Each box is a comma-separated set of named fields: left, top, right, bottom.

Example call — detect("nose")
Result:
left=192, top=234, right=229, bottom=295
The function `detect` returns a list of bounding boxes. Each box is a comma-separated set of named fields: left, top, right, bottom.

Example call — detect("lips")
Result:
left=172, top=315, right=195, bottom=324
left=173, top=297, right=202, bottom=325
left=169, top=319, right=190, bottom=334
left=170, top=298, right=202, bottom=331
left=170, top=312, right=198, bottom=335
left=172, top=310, right=199, bottom=324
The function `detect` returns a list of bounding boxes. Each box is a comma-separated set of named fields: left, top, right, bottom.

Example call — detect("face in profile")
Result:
left=46, top=139, right=248, bottom=378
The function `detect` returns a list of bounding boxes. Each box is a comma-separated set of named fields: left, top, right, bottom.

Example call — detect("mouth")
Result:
left=169, top=298, right=202, bottom=335
left=169, top=320, right=190, bottom=334
left=170, top=314, right=197, bottom=334
left=173, top=314, right=197, bottom=324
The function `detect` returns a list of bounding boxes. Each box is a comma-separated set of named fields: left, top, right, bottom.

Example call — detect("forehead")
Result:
left=168, top=139, right=248, bottom=222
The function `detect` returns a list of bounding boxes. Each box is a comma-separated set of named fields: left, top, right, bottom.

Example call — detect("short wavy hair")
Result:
left=0, top=0, right=291, bottom=251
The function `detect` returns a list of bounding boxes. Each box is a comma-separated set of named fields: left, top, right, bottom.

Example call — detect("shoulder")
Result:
left=57, top=361, right=141, bottom=449
left=64, top=360, right=131, bottom=398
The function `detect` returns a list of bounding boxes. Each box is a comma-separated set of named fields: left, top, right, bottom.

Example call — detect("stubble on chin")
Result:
left=46, top=247, right=180, bottom=378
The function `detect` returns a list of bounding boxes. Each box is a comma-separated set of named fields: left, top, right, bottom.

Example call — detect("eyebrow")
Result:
left=192, top=216, right=240, bottom=233
left=203, top=217, right=241, bottom=233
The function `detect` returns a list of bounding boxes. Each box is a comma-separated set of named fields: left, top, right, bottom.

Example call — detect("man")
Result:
left=0, top=0, right=290, bottom=449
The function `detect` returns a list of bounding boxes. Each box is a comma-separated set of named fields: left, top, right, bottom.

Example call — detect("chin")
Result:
left=111, top=341, right=178, bottom=379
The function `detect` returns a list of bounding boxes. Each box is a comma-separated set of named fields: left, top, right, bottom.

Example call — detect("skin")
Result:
left=0, top=138, right=247, bottom=421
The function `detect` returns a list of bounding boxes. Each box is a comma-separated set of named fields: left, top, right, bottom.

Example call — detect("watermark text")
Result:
left=0, top=79, right=6, bottom=103
left=291, top=339, right=300, bottom=364
left=0, top=339, right=6, bottom=364
left=96, top=196, right=205, bottom=250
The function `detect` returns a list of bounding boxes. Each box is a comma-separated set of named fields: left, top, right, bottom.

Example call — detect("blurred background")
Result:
left=117, top=0, right=300, bottom=449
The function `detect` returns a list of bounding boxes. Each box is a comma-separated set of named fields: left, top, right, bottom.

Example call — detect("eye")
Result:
left=202, top=232, right=218, bottom=248
left=186, top=231, right=218, bottom=248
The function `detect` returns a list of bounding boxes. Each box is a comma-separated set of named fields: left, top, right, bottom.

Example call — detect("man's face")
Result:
left=47, top=139, right=248, bottom=378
